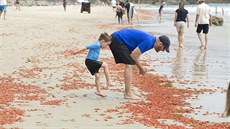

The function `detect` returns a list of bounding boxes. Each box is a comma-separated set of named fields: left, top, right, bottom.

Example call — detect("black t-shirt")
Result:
left=175, top=9, right=188, bottom=22
left=125, top=2, right=130, bottom=13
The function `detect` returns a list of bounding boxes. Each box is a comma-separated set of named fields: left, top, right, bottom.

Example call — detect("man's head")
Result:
left=159, top=35, right=170, bottom=53
left=154, top=35, right=170, bottom=53
left=198, top=0, right=205, bottom=3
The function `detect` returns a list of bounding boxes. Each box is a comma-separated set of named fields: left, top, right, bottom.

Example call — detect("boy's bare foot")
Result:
left=124, top=94, right=141, bottom=100
left=107, top=82, right=115, bottom=86
left=95, top=92, right=107, bottom=97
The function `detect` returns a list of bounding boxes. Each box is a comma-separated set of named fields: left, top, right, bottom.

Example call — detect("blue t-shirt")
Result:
left=86, top=41, right=101, bottom=61
left=113, top=29, right=156, bottom=54
left=175, top=9, right=188, bottom=22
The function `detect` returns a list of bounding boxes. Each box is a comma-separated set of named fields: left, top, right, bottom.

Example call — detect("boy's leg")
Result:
left=95, top=73, right=106, bottom=97
left=101, top=62, right=114, bottom=86
left=3, top=11, right=6, bottom=20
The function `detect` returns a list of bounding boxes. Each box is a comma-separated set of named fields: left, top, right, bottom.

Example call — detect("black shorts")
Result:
left=85, top=59, right=103, bottom=75
left=196, top=24, right=209, bottom=34
left=109, top=35, right=135, bottom=65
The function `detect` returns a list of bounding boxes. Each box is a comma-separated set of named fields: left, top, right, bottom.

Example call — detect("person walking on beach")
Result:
left=71, top=33, right=115, bottom=97
left=115, top=3, right=123, bottom=24
left=225, top=82, right=230, bottom=117
left=125, top=0, right=134, bottom=24
left=174, top=1, right=189, bottom=48
left=109, top=28, right=170, bottom=99
left=157, top=1, right=165, bottom=21
left=63, top=0, right=67, bottom=12
left=0, top=0, right=8, bottom=20
left=15, top=0, right=20, bottom=10
left=111, top=0, right=116, bottom=12
left=195, top=0, right=212, bottom=49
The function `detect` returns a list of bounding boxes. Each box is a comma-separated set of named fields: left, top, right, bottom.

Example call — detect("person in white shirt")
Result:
left=0, top=0, right=8, bottom=20
left=111, top=0, right=116, bottom=12
left=195, top=0, right=212, bottom=49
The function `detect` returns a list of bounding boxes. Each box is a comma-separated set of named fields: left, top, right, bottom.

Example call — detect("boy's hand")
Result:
left=71, top=51, right=77, bottom=55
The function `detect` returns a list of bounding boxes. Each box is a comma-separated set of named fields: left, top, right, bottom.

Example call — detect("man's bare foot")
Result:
left=179, top=45, right=184, bottom=48
left=204, top=46, right=207, bottom=49
left=124, top=94, right=141, bottom=100
left=199, top=45, right=204, bottom=49
left=95, top=92, right=107, bottom=97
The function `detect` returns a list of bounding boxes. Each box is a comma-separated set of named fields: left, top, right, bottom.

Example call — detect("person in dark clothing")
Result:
left=157, top=1, right=165, bottom=20
left=63, top=0, right=67, bottom=12
left=115, top=3, right=123, bottom=24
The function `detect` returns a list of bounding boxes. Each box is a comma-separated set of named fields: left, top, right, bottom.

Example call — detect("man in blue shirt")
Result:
left=110, top=28, right=170, bottom=99
left=72, top=33, right=115, bottom=97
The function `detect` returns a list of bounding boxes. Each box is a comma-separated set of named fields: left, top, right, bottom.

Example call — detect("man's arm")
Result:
left=195, top=14, right=199, bottom=27
left=130, top=47, right=146, bottom=75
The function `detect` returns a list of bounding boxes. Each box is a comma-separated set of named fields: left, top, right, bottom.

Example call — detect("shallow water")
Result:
left=135, top=13, right=230, bottom=122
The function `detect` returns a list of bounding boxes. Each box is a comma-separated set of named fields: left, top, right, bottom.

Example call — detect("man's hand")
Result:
left=139, top=67, right=147, bottom=75
left=195, top=22, right=198, bottom=27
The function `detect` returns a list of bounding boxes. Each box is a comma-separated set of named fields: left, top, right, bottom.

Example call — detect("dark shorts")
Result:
left=196, top=24, right=209, bottom=34
left=85, top=59, right=103, bottom=75
left=109, top=35, right=135, bottom=65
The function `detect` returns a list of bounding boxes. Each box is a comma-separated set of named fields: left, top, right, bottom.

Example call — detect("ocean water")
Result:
left=137, top=3, right=230, bottom=16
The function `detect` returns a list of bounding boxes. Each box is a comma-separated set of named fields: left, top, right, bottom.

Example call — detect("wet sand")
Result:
left=0, top=5, right=230, bottom=129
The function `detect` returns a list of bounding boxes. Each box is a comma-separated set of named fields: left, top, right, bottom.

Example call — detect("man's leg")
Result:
left=124, top=65, right=140, bottom=99
left=197, top=32, right=204, bottom=48
left=204, top=34, right=208, bottom=49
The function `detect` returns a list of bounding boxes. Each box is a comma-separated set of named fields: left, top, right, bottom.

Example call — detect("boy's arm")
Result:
left=72, top=47, right=87, bottom=55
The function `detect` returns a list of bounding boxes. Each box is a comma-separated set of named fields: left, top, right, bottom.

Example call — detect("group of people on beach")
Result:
left=1, top=0, right=229, bottom=117
left=71, top=0, right=229, bottom=117
left=173, top=0, right=212, bottom=49
left=113, top=0, right=137, bottom=24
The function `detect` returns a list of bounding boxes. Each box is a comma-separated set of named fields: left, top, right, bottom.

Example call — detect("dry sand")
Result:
left=0, top=4, right=230, bottom=129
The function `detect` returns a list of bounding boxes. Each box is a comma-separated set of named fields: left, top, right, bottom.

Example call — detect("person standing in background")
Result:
left=125, top=0, right=134, bottom=24
left=111, top=0, right=116, bottom=12
left=157, top=1, right=165, bottom=21
left=224, top=83, right=230, bottom=117
left=115, top=3, right=123, bottom=24
left=63, top=0, right=67, bottom=12
left=15, top=0, right=20, bottom=10
left=174, top=1, right=189, bottom=48
left=0, top=0, right=8, bottom=20
left=195, top=0, right=212, bottom=49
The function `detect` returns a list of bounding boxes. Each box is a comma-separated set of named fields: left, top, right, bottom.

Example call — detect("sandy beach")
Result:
left=0, top=4, right=230, bottom=129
